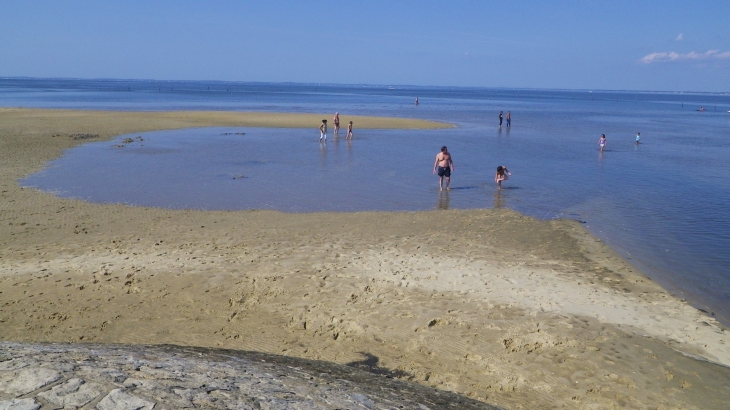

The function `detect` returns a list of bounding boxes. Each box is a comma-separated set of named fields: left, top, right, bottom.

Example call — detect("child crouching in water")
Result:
left=495, top=165, right=511, bottom=189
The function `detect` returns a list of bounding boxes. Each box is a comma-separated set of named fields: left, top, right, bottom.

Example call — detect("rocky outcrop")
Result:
left=0, top=343, right=499, bottom=409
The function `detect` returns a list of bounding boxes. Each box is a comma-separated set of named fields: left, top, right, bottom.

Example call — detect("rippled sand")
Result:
left=1, top=109, right=729, bottom=409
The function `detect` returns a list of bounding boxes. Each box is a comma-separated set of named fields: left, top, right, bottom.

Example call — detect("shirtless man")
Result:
left=333, top=112, right=340, bottom=134
left=433, top=146, right=454, bottom=191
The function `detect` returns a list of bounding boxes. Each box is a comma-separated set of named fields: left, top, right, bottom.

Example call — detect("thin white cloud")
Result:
left=640, top=50, right=730, bottom=64
left=676, top=33, right=684, bottom=41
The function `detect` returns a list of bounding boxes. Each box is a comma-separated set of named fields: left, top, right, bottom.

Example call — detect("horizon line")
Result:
left=1, top=76, right=729, bottom=95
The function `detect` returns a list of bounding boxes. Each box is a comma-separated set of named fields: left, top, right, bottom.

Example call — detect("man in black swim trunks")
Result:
left=433, top=146, right=454, bottom=191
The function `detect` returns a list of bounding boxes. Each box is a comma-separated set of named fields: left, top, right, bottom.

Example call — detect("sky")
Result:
left=1, top=1, right=729, bottom=92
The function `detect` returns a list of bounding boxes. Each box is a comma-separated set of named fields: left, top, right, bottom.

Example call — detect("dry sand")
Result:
left=1, top=108, right=729, bottom=409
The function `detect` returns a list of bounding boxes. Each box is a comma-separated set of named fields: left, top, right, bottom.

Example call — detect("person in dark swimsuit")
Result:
left=433, top=146, right=454, bottom=191
left=499, top=111, right=503, bottom=128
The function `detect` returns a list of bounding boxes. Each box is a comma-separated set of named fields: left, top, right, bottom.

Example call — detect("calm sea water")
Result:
left=4, top=78, right=730, bottom=325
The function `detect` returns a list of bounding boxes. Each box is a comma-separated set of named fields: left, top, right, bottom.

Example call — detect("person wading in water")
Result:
left=433, top=146, right=454, bottom=191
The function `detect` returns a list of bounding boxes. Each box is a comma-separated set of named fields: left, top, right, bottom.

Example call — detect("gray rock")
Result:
left=37, top=378, right=102, bottom=408
left=120, top=378, right=160, bottom=393
left=47, top=363, right=75, bottom=372
left=352, top=393, right=375, bottom=408
left=0, top=343, right=500, bottom=409
left=0, top=398, right=41, bottom=410
left=78, top=367, right=127, bottom=384
left=0, top=361, right=29, bottom=372
left=96, top=389, right=155, bottom=410
left=0, top=368, right=61, bottom=397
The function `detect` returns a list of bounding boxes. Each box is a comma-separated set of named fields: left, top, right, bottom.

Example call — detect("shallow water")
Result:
left=6, top=78, right=730, bottom=325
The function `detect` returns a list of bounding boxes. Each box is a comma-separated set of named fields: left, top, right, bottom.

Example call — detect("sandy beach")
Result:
left=1, top=108, right=729, bottom=409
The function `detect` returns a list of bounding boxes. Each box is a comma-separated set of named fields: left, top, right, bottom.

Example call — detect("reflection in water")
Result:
left=437, top=191, right=450, bottom=210
left=319, top=140, right=327, bottom=168
left=332, top=136, right=340, bottom=154
left=493, top=190, right=504, bottom=209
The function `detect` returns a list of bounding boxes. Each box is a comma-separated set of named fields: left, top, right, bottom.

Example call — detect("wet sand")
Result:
left=1, top=109, right=729, bottom=409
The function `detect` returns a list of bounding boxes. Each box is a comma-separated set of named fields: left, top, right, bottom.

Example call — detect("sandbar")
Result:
left=1, top=109, right=729, bottom=409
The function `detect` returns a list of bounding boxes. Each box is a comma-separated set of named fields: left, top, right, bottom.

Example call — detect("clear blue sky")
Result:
left=2, top=1, right=728, bottom=92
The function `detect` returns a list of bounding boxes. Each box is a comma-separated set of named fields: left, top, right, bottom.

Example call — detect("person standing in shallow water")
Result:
left=333, top=113, right=340, bottom=135
left=433, top=146, right=454, bottom=191
left=635, top=132, right=641, bottom=144
left=506, top=111, right=511, bottom=128
left=346, top=121, right=353, bottom=139
left=498, top=111, right=503, bottom=128
left=599, top=134, right=607, bottom=152
left=319, top=119, right=327, bottom=142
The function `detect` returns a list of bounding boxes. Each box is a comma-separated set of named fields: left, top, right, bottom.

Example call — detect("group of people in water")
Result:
left=320, top=109, right=515, bottom=191
left=498, top=111, right=511, bottom=128
left=598, top=132, right=642, bottom=152
left=432, top=146, right=511, bottom=191
left=433, top=110, right=516, bottom=191
left=319, top=112, right=353, bottom=142
left=319, top=109, right=641, bottom=192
